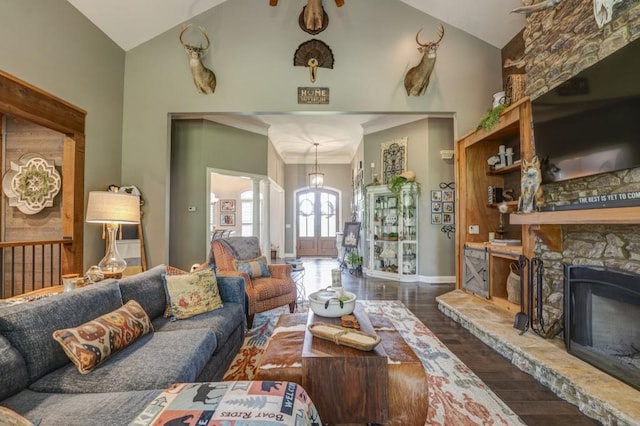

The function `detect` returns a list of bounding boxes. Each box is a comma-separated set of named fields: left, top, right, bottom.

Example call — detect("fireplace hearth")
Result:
left=564, top=265, right=640, bottom=391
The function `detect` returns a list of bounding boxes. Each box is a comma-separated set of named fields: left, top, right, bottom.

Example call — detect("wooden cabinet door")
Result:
left=463, top=246, right=488, bottom=298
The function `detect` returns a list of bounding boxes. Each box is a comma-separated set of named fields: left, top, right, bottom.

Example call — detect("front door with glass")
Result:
left=296, top=189, right=339, bottom=257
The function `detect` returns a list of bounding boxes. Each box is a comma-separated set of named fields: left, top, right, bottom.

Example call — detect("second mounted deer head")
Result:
left=404, top=24, right=444, bottom=97
left=179, top=24, right=217, bottom=94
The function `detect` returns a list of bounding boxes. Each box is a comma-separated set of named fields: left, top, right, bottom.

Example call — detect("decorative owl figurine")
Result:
left=518, top=156, right=544, bottom=213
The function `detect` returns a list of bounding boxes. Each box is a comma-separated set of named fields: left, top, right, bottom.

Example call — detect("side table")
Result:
left=291, top=266, right=305, bottom=305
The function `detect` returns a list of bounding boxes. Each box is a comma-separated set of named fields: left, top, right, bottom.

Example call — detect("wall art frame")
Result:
left=221, top=213, right=235, bottom=226
left=220, top=199, right=236, bottom=212
left=381, top=137, right=407, bottom=184
left=342, top=222, right=361, bottom=248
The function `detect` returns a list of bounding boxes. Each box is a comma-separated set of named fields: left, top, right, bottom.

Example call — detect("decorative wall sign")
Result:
left=541, top=190, right=640, bottom=211
left=2, top=153, right=61, bottom=215
left=381, top=137, right=407, bottom=184
left=298, top=87, right=330, bottom=104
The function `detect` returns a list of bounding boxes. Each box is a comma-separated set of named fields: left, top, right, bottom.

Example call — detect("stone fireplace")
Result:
left=521, top=0, right=640, bottom=366
left=438, top=1, right=640, bottom=423
left=564, top=265, right=640, bottom=391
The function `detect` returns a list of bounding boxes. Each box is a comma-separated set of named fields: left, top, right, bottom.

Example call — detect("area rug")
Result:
left=223, top=300, right=526, bottom=426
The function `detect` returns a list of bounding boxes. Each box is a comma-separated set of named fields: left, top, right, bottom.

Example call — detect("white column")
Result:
left=252, top=178, right=261, bottom=238
left=261, top=179, right=271, bottom=260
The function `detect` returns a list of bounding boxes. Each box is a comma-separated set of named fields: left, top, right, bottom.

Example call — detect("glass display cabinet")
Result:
left=365, top=183, right=419, bottom=281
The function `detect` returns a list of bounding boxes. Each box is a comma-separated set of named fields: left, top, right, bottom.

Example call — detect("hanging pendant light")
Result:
left=309, top=142, right=324, bottom=188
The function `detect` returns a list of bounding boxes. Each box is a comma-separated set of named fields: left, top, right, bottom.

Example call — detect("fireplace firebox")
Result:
left=564, top=265, right=640, bottom=391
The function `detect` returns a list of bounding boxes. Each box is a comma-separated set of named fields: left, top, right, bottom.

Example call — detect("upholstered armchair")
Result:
left=211, top=237, right=296, bottom=328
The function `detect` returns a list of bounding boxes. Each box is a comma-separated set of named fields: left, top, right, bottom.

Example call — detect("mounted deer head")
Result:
left=304, top=0, right=324, bottom=31
left=404, top=24, right=444, bottom=97
left=593, top=0, right=623, bottom=27
left=270, top=0, right=345, bottom=33
left=179, top=24, right=217, bottom=94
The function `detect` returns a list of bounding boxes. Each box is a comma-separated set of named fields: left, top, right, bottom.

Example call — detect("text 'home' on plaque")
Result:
left=298, top=87, right=329, bottom=104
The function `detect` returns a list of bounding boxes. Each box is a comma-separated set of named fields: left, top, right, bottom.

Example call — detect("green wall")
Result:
left=170, top=119, right=268, bottom=269
left=0, top=0, right=502, bottom=276
left=122, top=0, right=503, bottom=266
left=363, top=116, right=455, bottom=280
left=0, top=0, right=125, bottom=271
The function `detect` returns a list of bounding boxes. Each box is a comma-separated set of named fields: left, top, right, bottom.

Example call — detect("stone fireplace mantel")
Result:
left=437, top=290, right=640, bottom=425
left=510, top=206, right=640, bottom=225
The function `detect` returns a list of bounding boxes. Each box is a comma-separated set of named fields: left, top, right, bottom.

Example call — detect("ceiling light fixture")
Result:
left=309, top=142, right=324, bottom=188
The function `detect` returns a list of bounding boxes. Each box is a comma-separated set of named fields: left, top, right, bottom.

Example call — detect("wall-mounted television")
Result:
left=532, top=38, right=640, bottom=183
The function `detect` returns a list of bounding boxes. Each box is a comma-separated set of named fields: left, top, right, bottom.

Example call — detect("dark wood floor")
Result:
left=300, top=258, right=600, bottom=426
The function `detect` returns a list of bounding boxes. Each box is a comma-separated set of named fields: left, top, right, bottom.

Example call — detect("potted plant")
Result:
left=345, top=250, right=362, bottom=276
left=477, top=104, right=507, bottom=132
left=387, top=171, right=421, bottom=196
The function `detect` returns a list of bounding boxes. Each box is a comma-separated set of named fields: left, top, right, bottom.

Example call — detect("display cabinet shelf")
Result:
left=365, top=183, right=419, bottom=282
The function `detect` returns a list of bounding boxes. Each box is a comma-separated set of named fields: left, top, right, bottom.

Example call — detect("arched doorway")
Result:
left=296, top=188, right=339, bottom=257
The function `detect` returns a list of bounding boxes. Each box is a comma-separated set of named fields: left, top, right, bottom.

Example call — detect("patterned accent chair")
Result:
left=211, top=237, right=296, bottom=328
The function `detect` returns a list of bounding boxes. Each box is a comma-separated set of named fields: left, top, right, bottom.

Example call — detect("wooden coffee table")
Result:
left=302, top=306, right=388, bottom=424
left=255, top=303, right=428, bottom=425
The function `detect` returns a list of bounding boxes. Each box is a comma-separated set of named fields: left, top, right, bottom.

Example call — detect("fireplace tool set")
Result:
left=513, top=255, right=549, bottom=336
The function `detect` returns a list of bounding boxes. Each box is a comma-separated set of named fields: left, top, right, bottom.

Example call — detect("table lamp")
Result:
left=85, top=191, right=140, bottom=274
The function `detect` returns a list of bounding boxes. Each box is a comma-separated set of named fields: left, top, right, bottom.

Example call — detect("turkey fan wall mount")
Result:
left=294, top=39, right=334, bottom=83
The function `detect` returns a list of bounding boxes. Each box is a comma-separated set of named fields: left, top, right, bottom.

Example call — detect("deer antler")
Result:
left=512, top=0, right=562, bottom=14
left=179, top=24, right=190, bottom=46
left=179, top=24, right=210, bottom=50
left=504, top=56, right=526, bottom=69
left=416, top=24, right=444, bottom=47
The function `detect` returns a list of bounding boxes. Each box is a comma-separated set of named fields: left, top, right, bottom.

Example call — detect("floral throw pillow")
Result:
left=52, top=300, right=153, bottom=374
left=233, top=256, right=271, bottom=279
left=162, top=268, right=223, bottom=320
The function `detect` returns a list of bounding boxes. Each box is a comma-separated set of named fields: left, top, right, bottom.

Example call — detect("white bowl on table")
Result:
left=308, top=288, right=356, bottom=318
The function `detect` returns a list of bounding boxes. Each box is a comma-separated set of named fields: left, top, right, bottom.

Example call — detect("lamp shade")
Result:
left=309, top=172, right=324, bottom=188
left=86, top=191, right=140, bottom=224
left=309, top=142, right=324, bottom=188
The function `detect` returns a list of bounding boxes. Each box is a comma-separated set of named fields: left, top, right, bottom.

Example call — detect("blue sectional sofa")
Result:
left=0, top=265, right=246, bottom=425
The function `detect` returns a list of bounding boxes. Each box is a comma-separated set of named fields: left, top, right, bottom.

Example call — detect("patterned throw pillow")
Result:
left=233, top=256, right=271, bottom=278
left=162, top=268, right=223, bottom=320
left=52, top=300, right=153, bottom=374
left=162, top=264, right=216, bottom=317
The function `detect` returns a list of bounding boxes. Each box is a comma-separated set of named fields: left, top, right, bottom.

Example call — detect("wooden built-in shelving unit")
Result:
left=455, top=97, right=533, bottom=312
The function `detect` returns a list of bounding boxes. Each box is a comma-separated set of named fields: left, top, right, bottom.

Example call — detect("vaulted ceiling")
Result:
left=67, top=0, right=525, bottom=163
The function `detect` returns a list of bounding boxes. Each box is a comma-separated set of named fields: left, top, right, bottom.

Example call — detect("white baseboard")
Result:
left=419, top=275, right=456, bottom=284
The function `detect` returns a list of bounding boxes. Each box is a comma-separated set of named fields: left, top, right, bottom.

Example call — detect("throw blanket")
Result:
left=220, top=237, right=261, bottom=260
left=130, top=381, right=321, bottom=426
